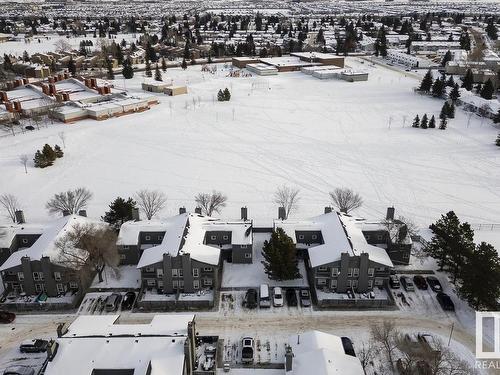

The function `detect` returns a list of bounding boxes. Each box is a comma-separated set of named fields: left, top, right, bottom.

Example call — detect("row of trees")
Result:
left=33, top=144, right=64, bottom=168
left=217, top=88, right=231, bottom=101
left=425, top=211, right=500, bottom=310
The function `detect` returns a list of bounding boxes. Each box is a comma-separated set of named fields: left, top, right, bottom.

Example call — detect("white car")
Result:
left=273, top=287, right=284, bottom=307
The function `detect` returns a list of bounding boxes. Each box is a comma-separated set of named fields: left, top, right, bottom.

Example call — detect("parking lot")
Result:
left=0, top=339, right=50, bottom=375
left=77, top=291, right=137, bottom=315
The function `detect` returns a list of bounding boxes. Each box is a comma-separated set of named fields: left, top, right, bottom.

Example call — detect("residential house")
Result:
left=0, top=217, right=44, bottom=266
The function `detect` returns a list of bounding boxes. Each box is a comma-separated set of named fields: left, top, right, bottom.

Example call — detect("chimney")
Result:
left=179, top=207, right=186, bottom=215
left=64, top=72, right=69, bottom=79
left=91, top=78, right=97, bottom=88
left=278, top=206, right=286, bottom=220
left=62, top=210, right=71, bottom=217
left=324, top=206, right=332, bottom=214
left=285, top=346, right=293, bottom=372
left=49, top=83, right=56, bottom=95
left=63, top=92, right=70, bottom=101
left=5, top=102, right=13, bottom=112
left=15, top=210, right=25, bottom=224
left=386, top=207, right=395, bottom=221
left=241, top=207, right=248, bottom=221
left=194, top=207, right=202, bottom=215
left=13, top=101, right=22, bottom=112
left=58, top=73, right=64, bottom=81
left=48, top=76, right=55, bottom=84
left=22, top=78, right=29, bottom=85
left=55, top=93, right=63, bottom=102
left=132, top=207, right=140, bottom=221
left=0, top=91, right=7, bottom=102
left=41, top=84, right=49, bottom=95
left=78, top=210, right=87, bottom=217
left=84, top=78, right=90, bottom=87
left=56, top=323, right=68, bottom=338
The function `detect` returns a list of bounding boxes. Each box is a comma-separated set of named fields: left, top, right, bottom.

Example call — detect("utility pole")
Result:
left=448, top=322, right=454, bottom=346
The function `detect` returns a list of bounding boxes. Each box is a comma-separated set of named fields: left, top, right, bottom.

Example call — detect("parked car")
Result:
left=285, top=289, right=298, bottom=307
left=202, top=345, right=216, bottom=371
left=418, top=333, right=441, bottom=355
left=25, top=126, right=35, bottom=131
left=243, top=289, right=258, bottom=309
left=436, top=292, right=455, bottom=311
left=259, top=284, right=271, bottom=308
left=0, top=310, right=15, bottom=324
left=3, top=366, right=34, bottom=375
left=121, top=292, right=136, bottom=310
left=389, top=275, right=400, bottom=289
left=19, top=339, right=49, bottom=353
left=426, top=276, right=442, bottom=292
left=241, top=337, right=254, bottom=364
left=299, top=289, right=311, bottom=307
left=400, top=276, right=415, bottom=292
left=341, top=337, right=356, bottom=357
left=105, top=293, right=122, bottom=312
left=413, top=275, right=428, bottom=290
left=273, top=287, right=284, bottom=307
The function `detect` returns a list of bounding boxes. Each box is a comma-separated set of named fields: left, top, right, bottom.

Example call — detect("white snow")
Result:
left=90, top=265, right=141, bottom=289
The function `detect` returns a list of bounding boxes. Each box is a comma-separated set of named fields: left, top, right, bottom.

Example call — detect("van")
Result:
left=105, top=293, right=122, bottom=312
left=259, top=284, right=270, bottom=308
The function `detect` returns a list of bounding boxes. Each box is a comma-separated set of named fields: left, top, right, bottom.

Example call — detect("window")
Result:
left=158, top=280, right=164, bottom=288
left=241, top=245, right=247, bottom=249
left=403, top=252, right=410, bottom=260
left=69, top=282, right=78, bottom=289
left=193, top=280, right=200, bottom=289
left=33, top=272, right=41, bottom=281
left=179, top=280, right=185, bottom=288
left=368, top=280, right=373, bottom=289
left=172, top=269, right=178, bottom=277
left=17, top=272, right=24, bottom=281
left=244, top=253, right=252, bottom=259
left=377, top=235, right=383, bottom=241
left=40, top=272, right=44, bottom=281
left=123, top=245, right=130, bottom=250
left=158, top=235, right=163, bottom=241
left=210, top=235, right=217, bottom=240
left=353, top=268, right=359, bottom=277
left=145, top=267, right=154, bottom=273
left=204, top=279, right=212, bottom=286
left=375, top=278, right=384, bottom=286
left=56, top=284, right=65, bottom=293
left=178, top=269, right=183, bottom=277
left=35, top=284, right=43, bottom=292
left=223, top=235, right=229, bottom=240
left=54, top=272, right=62, bottom=281
left=172, top=280, right=179, bottom=288
left=365, top=234, right=371, bottom=240
left=347, top=280, right=352, bottom=288
left=203, top=267, right=213, bottom=272
left=120, top=254, right=126, bottom=260
left=22, top=238, right=28, bottom=244
left=331, top=268, right=339, bottom=277
left=312, top=234, right=317, bottom=240
left=145, top=235, right=151, bottom=240
left=376, top=267, right=385, bottom=272
left=298, top=234, right=304, bottom=240
left=318, top=266, right=328, bottom=272
left=352, top=280, right=359, bottom=289
left=192, top=268, right=199, bottom=277
left=147, top=279, right=156, bottom=286
left=330, top=279, right=337, bottom=289
left=156, top=269, right=164, bottom=277
left=368, top=268, right=374, bottom=277
left=317, top=278, right=327, bottom=286
left=347, top=268, right=353, bottom=277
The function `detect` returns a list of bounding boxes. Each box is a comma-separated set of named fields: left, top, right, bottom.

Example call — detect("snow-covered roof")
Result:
left=0, top=223, right=45, bottom=249
left=0, top=215, right=99, bottom=271
left=45, top=314, right=194, bottom=375
left=288, top=330, right=364, bottom=375
left=117, top=220, right=171, bottom=245
left=275, top=212, right=393, bottom=268
left=137, top=213, right=251, bottom=268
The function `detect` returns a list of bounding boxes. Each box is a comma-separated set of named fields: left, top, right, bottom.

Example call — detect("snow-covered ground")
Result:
left=1, top=58, right=499, bottom=227
left=90, top=265, right=141, bottom=290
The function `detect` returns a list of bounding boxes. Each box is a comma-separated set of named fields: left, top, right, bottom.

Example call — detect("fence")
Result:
left=470, top=223, right=500, bottom=231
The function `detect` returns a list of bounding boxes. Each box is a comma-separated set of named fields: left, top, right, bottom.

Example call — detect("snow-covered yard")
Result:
left=90, top=265, right=141, bottom=290
left=0, top=58, right=499, bottom=228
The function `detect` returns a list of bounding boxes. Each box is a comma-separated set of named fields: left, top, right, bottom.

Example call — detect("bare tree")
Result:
left=370, top=320, right=399, bottom=369
left=273, top=185, right=300, bottom=219
left=54, top=39, right=72, bottom=53
left=357, top=340, right=376, bottom=371
left=46, top=187, right=93, bottom=215
left=135, top=189, right=167, bottom=220
left=19, top=154, right=28, bottom=174
left=55, top=223, right=119, bottom=283
left=194, top=190, right=227, bottom=216
left=329, top=187, right=363, bottom=214
left=382, top=215, right=417, bottom=244
left=0, top=194, right=20, bottom=223
left=58, top=131, right=66, bottom=148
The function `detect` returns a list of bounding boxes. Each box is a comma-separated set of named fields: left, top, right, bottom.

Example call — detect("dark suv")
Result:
left=243, top=289, right=258, bottom=309
left=436, top=292, right=455, bottom=311
left=20, top=339, right=49, bottom=353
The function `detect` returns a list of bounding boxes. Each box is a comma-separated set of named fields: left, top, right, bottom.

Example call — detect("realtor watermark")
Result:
left=475, top=312, right=500, bottom=370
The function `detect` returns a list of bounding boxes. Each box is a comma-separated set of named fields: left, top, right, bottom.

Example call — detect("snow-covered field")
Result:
left=1, top=58, right=499, bottom=228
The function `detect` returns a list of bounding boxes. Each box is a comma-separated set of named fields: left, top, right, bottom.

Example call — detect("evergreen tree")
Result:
left=161, top=57, right=167, bottom=72
left=217, top=89, right=225, bottom=101
left=439, top=117, right=447, bottom=130
left=223, top=88, right=231, bottom=101
left=33, top=150, right=48, bottom=168
left=486, top=19, right=498, bottom=40
left=440, top=102, right=449, bottom=120
left=446, top=75, right=455, bottom=87
left=145, top=59, right=152, bottom=77
left=102, top=197, right=137, bottom=230
left=449, top=83, right=461, bottom=101
left=42, top=144, right=56, bottom=165
left=431, top=77, right=445, bottom=97
left=428, top=115, right=436, bottom=128
left=480, top=78, right=494, bottom=100
left=419, top=70, right=433, bottom=92
left=441, top=50, right=452, bottom=67
left=67, top=56, right=77, bottom=76
left=106, top=59, right=115, bottom=80
left=54, top=144, right=64, bottom=158
left=122, top=58, right=134, bottom=79
left=181, top=58, right=187, bottom=70
left=420, top=113, right=428, bottom=129
left=412, top=114, right=420, bottom=128
left=447, top=102, right=455, bottom=119
left=261, top=228, right=301, bottom=281
left=461, top=69, right=473, bottom=91
left=154, top=64, right=162, bottom=81
left=459, top=242, right=500, bottom=310
left=426, top=211, right=474, bottom=281
left=496, top=133, right=500, bottom=147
